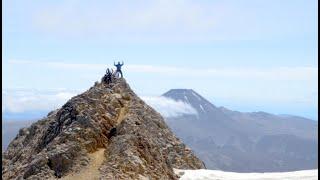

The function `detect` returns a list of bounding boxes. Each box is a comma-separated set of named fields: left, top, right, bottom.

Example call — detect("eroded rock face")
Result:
left=2, top=78, right=205, bottom=180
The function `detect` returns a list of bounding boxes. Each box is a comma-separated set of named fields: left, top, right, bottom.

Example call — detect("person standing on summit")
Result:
left=114, top=61, right=124, bottom=78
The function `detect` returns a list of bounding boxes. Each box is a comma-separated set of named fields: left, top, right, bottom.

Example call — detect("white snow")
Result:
left=184, top=95, right=189, bottom=102
left=192, top=91, right=202, bottom=101
left=174, top=169, right=318, bottom=180
left=199, top=104, right=205, bottom=112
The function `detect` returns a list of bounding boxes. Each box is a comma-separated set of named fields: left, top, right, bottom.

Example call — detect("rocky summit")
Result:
left=2, top=77, right=205, bottom=180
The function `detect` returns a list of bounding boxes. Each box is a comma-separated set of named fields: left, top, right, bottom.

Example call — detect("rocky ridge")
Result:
left=2, top=77, right=205, bottom=180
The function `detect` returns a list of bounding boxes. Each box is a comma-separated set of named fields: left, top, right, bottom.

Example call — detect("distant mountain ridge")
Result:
left=162, top=89, right=318, bottom=172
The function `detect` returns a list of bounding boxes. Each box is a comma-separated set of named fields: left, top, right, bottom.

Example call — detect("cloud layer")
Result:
left=141, top=96, right=197, bottom=118
left=2, top=89, right=79, bottom=113
left=30, top=0, right=224, bottom=42
left=3, top=89, right=197, bottom=118
left=8, top=59, right=318, bottom=81
left=10, top=0, right=313, bottom=42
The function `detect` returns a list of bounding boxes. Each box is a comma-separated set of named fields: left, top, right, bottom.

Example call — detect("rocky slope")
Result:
left=2, top=77, right=205, bottom=180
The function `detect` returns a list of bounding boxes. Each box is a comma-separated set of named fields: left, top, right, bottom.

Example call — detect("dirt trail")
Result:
left=116, top=106, right=128, bottom=125
left=56, top=101, right=127, bottom=180
left=60, top=148, right=105, bottom=180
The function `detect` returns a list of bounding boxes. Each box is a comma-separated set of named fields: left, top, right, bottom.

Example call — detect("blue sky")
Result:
left=3, top=0, right=318, bottom=120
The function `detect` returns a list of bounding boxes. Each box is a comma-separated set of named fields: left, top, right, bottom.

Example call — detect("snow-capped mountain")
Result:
left=162, top=89, right=318, bottom=172
left=163, top=89, right=216, bottom=114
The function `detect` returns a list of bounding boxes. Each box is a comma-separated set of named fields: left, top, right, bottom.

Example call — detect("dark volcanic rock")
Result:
left=2, top=77, right=204, bottom=180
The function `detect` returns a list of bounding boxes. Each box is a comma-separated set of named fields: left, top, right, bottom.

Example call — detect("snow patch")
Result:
left=199, top=104, right=205, bottom=112
left=184, top=95, right=189, bottom=102
left=192, top=91, right=202, bottom=101
left=174, top=169, right=318, bottom=180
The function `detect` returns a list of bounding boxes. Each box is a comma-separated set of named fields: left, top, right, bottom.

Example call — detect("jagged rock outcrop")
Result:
left=2, top=77, right=205, bottom=180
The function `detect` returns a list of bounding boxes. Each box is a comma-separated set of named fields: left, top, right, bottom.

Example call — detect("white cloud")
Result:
left=2, top=88, right=197, bottom=118
left=5, top=0, right=316, bottom=43
left=141, top=96, right=197, bottom=118
left=28, top=0, right=288, bottom=43
left=2, top=89, right=79, bottom=113
left=31, top=0, right=219, bottom=42
left=8, top=59, right=318, bottom=81
left=8, top=59, right=105, bottom=71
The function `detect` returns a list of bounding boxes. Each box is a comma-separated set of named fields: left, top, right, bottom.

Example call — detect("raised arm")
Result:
left=121, top=61, right=124, bottom=66
left=114, top=61, right=116, bottom=66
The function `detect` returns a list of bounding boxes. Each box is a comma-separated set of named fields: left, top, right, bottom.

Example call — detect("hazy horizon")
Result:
left=2, top=88, right=318, bottom=121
